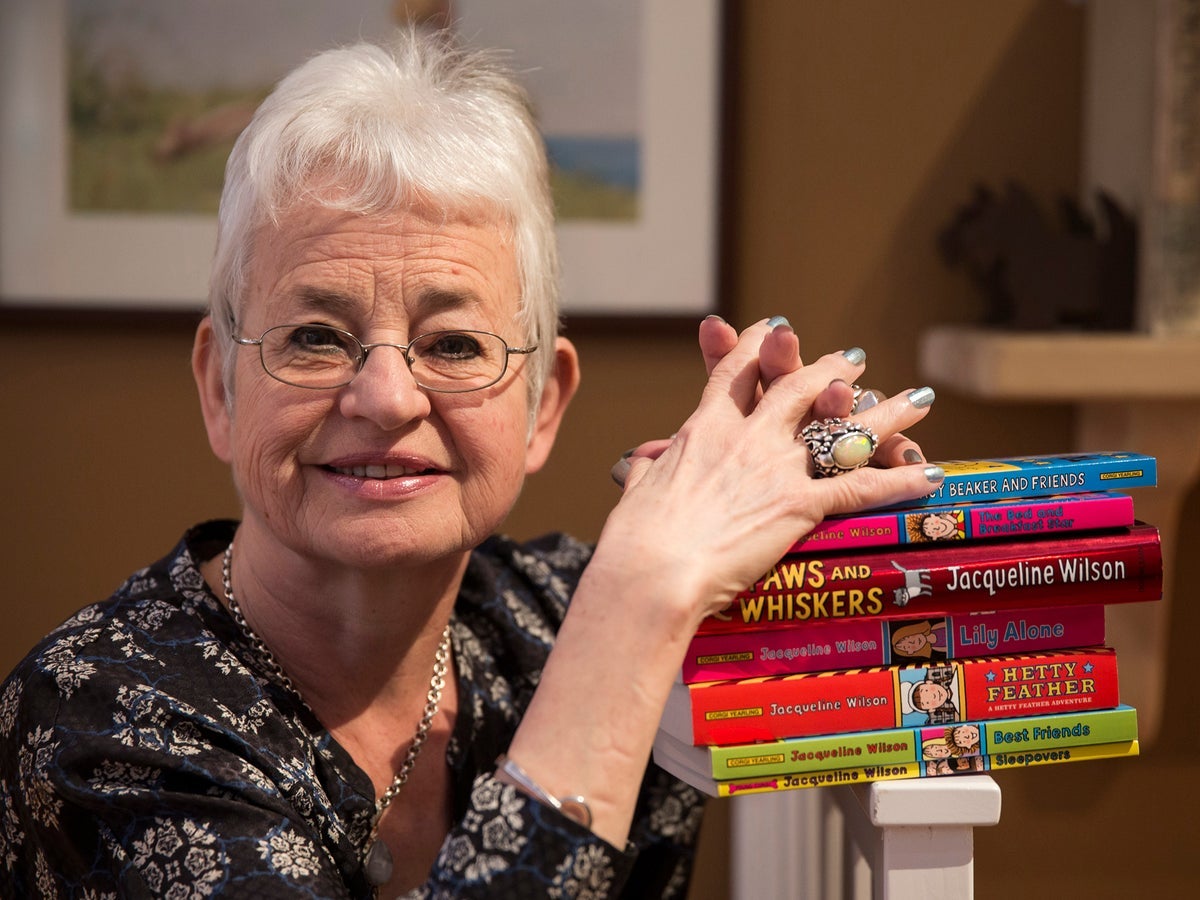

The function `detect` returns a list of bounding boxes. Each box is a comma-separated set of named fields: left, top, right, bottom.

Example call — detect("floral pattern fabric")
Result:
left=0, top=521, right=704, bottom=898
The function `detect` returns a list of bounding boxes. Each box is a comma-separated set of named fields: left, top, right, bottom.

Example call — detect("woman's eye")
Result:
left=426, top=332, right=483, bottom=359
left=290, top=326, right=351, bottom=353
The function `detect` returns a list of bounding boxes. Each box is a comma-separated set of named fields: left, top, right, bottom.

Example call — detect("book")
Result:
left=892, top=451, right=1155, bottom=509
left=680, top=603, right=1106, bottom=683
left=659, top=647, right=1121, bottom=746
left=789, top=491, right=1135, bottom=554
left=698, top=523, right=1161, bottom=635
left=653, top=704, right=1137, bottom=783
left=668, top=740, right=1140, bottom=797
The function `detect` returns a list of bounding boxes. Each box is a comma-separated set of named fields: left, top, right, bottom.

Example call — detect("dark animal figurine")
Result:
left=938, top=181, right=1137, bottom=331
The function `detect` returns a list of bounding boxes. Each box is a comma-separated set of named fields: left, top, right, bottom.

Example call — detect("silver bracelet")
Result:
left=494, top=754, right=593, bottom=829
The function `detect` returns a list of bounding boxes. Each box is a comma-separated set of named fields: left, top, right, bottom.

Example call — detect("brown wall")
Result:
left=2, top=2, right=1196, bottom=897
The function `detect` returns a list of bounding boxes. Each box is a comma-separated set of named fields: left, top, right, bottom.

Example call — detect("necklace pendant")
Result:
left=363, top=838, right=394, bottom=886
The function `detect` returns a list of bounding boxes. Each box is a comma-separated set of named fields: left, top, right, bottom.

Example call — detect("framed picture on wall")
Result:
left=0, top=0, right=723, bottom=320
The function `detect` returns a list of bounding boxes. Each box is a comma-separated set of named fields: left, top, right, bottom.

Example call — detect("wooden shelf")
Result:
left=919, top=326, right=1200, bottom=400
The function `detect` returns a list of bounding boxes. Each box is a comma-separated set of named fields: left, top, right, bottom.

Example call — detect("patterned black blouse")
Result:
left=0, top=521, right=704, bottom=898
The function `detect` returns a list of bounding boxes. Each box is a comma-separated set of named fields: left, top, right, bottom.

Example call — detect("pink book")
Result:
left=789, top=491, right=1134, bottom=554
left=680, top=604, right=1106, bottom=683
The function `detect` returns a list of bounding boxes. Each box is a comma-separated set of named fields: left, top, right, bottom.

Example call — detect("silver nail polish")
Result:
left=903, top=448, right=923, bottom=464
left=766, top=315, right=790, bottom=328
left=908, top=386, right=936, bottom=409
left=842, top=347, right=866, bottom=365
left=924, top=465, right=945, bottom=482
left=610, top=458, right=631, bottom=488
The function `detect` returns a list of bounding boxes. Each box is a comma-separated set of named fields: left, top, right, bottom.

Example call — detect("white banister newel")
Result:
left=732, top=776, right=1002, bottom=899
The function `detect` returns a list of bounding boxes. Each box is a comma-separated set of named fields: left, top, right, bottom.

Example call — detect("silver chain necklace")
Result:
left=221, top=541, right=451, bottom=888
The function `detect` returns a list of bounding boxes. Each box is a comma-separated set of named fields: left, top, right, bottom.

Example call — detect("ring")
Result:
left=801, top=416, right=878, bottom=477
left=850, top=385, right=887, bottom=414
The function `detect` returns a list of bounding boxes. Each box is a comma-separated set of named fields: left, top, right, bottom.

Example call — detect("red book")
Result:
left=698, top=524, right=1161, bottom=635
left=659, top=647, right=1121, bottom=746
left=680, top=603, right=1106, bottom=683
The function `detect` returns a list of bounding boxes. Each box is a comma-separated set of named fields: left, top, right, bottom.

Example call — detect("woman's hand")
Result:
left=599, top=317, right=942, bottom=627
left=614, top=316, right=930, bottom=485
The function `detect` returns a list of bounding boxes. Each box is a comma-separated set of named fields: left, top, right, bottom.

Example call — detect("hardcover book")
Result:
left=659, top=647, right=1121, bottom=746
left=653, top=704, right=1137, bottom=782
left=680, top=603, right=1106, bottom=683
left=892, top=451, right=1155, bottom=509
left=698, top=523, right=1161, bottom=635
left=789, top=491, right=1135, bottom=554
left=667, top=740, right=1140, bottom=797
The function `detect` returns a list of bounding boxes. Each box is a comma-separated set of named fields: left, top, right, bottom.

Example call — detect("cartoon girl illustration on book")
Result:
left=889, top=618, right=948, bottom=662
left=947, top=724, right=982, bottom=756
left=921, top=726, right=985, bottom=776
left=901, top=664, right=960, bottom=726
left=921, top=734, right=957, bottom=775
left=905, top=510, right=966, bottom=542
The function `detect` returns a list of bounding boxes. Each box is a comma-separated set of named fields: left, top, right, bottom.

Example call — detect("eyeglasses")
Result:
left=232, top=323, right=538, bottom=393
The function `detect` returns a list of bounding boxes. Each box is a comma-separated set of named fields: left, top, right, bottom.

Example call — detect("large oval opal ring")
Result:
left=801, top=416, right=878, bottom=477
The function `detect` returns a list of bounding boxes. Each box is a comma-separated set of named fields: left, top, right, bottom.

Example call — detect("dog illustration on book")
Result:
left=891, top=560, right=933, bottom=607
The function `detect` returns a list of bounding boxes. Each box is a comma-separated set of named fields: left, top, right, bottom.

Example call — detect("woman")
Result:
left=0, top=31, right=941, bottom=897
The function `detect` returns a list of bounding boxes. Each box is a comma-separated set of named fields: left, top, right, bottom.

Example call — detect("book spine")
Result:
left=681, top=604, right=1106, bottom=682
left=679, top=648, right=1120, bottom=745
left=695, top=705, right=1136, bottom=780
left=897, top=452, right=1156, bottom=508
left=712, top=740, right=1139, bottom=797
left=697, top=526, right=1161, bottom=635
left=790, top=491, right=1135, bottom=553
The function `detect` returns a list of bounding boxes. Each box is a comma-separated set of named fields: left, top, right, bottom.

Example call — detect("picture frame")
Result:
left=0, top=0, right=723, bottom=322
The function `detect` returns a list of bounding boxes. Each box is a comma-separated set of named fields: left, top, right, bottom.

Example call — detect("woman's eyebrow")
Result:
left=292, top=287, right=358, bottom=317
left=284, top=285, right=488, bottom=321
left=414, top=286, right=485, bottom=315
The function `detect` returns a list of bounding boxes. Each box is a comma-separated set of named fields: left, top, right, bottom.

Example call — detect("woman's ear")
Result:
left=192, top=317, right=234, bottom=464
left=525, top=337, right=581, bottom=474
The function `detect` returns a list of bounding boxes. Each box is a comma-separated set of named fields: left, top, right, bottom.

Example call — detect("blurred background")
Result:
left=2, top=2, right=1197, bottom=897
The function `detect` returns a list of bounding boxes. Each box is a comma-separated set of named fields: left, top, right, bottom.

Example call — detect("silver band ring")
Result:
left=801, top=416, right=878, bottom=477
left=850, top=385, right=887, bottom=414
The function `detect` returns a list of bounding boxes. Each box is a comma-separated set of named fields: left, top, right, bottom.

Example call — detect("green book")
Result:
left=653, top=705, right=1137, bottom=783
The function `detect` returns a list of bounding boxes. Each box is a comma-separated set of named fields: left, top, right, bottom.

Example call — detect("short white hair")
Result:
left=207, top=29, right=560, bottom=411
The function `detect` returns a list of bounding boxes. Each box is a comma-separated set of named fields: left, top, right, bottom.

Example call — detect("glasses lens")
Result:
left=408, top=331, right=506, bottom=391
left=261, top=324, right=360, bottom=388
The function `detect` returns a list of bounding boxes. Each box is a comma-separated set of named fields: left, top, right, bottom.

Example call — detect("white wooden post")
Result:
left=731, top=776, right=1002, bottom=899
left=833, top=776, right=1002, bottom=899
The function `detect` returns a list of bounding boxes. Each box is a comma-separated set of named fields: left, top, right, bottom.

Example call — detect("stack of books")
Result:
left=653, top=451, right=1160, bottom=797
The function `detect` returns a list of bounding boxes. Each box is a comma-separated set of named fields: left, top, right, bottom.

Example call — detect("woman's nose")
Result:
left=337, top=345, right=432, bottom=428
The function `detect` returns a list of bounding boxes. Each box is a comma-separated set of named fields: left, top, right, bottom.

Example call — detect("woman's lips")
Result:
left=324, top=463, right=435, bottom=479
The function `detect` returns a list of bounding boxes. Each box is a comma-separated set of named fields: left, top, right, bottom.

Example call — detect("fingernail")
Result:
left=611, top=458, right=631, bottom=488
left=903, top=448, right=924, bottom=464
left=766, top=315, right=790, bottom=329
left=704, top=314, right=726, bottom=324
left=621, top=447, right=637, bottom=459
left=924, top=465, right=945, bottom=482
left=842, top=347, right=866, bottom=365
left=908, top=386, right=936, bottom=409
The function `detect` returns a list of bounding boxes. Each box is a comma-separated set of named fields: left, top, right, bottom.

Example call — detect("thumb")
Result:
left=610, top=453, right=656, bottom=491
